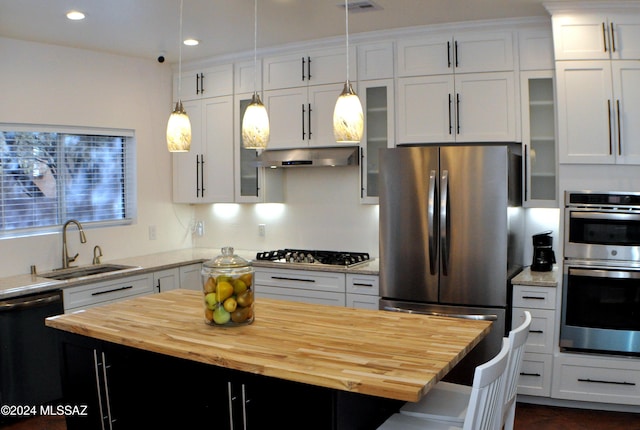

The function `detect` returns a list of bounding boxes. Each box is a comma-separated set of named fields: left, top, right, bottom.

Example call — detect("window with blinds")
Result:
left=0, top=126, right=136, bottom=237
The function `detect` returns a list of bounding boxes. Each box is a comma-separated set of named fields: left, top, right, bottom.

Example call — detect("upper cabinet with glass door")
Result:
left=521, top=72, right=557, bottom=207
left=357, top=42, right=395, bottom=204
left=233, top=60, right=283, bottom=203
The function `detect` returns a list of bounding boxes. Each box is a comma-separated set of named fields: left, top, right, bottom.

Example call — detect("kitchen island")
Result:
left=46, top=289, right=491, bottom=429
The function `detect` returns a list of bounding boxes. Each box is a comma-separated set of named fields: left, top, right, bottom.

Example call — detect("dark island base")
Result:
left=56, top=331, right=403, bottom=430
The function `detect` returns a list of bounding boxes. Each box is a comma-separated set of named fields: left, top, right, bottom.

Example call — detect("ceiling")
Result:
left=0, top=0, right=580, bottom=64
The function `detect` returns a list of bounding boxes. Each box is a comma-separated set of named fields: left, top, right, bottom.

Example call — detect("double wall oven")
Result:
left=561, top=191, right=640, bottom=356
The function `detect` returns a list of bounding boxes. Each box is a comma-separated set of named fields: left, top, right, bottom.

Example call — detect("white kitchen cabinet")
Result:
left=262, top=46, right=355, bottom=91
left=346, top=273, right=379, bottom=310
left=357, top=41, right=394, bottom=81
left=511, top=284, right=557, bottom=398
left=550, top=12, right=640, bottom=61
left=518, top=27, right=555, bottom=71
left=153, top=268, right=179, bottom=293
left=552, top=353, right=640, bottom=406
left=556, top=60, right=640, bottom=165
left=254, top=267, right=346, bottom=306
left=359, top=79, right=394, bottom=204
left=264, top=83, right=348, bottom=149
left=396, top=30, right=514, bottom=77
left=521, top=71, right=557, bottom=207
left=174, top=64, right=233, bottom=101
left=397, top=72, right=516, bottom=144
left=179, top=263, right=202, bottom=291
left=233, top=92, right=284, bottom=203
left=172, top=95, right=234, bottom=203
left=63, top=274, right=153, bottom=312
left=234, top=59, right=262, bottom=95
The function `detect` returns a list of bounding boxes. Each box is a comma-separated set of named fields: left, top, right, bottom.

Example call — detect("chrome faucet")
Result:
left=62, top=219, right=87, bottom=269
left=93, top=245, right=103, bottom=265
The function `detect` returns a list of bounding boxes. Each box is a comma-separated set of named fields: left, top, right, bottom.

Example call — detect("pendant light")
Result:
left=166, top=0, right=192, bottom=152
left=333, top=0, right=363, bottom=144
left=241, top=0, right=270, bottom=149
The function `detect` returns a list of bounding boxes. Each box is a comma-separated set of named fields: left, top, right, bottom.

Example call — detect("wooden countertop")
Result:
left=46, top=289, right=490, bottom=403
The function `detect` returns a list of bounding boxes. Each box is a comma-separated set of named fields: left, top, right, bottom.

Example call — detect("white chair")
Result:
left=399, top=311, right=532, bottom=430
left=377, top=337, right=511, bottom=430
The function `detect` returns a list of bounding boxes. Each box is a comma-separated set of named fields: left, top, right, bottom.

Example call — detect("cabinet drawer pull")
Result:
left=529, top=329, right=543, bottom=334
left=91, top=285, right=134, bottom=296
left=447, top=41, right=451, bottom=68
left=578, top=378, right=636, bottom=386
left=602, top=22, right=608, bottom=52
left=353, top=282, right=373, bottom=287
left=301, top=104, right=306, bottom=140
left=271, top=276, right=316, bottom=283
left=616, top=99, right=622, bottom=156
left=520, top=372, right=541, bottom=377
left=522, top=295, right=545, bottom=300
left=301, top=57, right=306, bottom=81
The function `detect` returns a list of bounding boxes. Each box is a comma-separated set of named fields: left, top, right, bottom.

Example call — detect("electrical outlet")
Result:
left=196, top=221, right=205, bottom=237
left=149, top=225, right=157, bottom=240
left=258, top=224, right=266, bottom=237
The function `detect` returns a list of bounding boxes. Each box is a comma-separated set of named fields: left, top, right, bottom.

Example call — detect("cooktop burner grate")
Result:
left=255, top=249, right=370, bottom=267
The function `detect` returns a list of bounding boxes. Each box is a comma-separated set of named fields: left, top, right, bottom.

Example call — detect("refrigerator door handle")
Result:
left=382, top=306, right=498, bottom=321
left=428, top=169, right=438, bottom=275
left=440, top=169, right=450, bottom=276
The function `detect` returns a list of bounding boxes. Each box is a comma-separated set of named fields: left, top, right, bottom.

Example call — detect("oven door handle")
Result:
left=570, top=268, right=640, bottom=279
left=571, top=211, right=640, bottom=222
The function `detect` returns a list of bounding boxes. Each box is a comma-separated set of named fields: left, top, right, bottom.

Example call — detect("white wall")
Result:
left=193, top=167, right=380, bottom=257
left=0, top=37, right=194, bottom=276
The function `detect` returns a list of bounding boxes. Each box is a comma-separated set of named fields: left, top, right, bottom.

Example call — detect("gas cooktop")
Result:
left=255, top=249, right=370, bottom=268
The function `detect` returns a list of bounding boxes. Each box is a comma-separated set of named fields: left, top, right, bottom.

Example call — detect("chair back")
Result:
left=502, top=310, right=532, bottom=428
left=463, top=337, right=510, bottom=430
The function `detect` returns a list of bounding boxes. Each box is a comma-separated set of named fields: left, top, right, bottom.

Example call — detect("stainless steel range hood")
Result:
left=255, top=147, right=359, bottom=168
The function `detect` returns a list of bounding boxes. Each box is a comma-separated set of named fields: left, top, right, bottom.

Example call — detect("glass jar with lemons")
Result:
left=201, top=247, right=254, bottom=326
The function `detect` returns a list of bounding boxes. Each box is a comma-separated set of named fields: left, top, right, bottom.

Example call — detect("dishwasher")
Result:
left=0, top=290, right=64, bottom=413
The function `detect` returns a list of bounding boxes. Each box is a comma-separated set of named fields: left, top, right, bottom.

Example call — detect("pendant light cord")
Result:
left=344, top=0, right=350, bottom=82
left=177, top=0, right=184, bottom=100
left=253, top=0, right=258, bottom=93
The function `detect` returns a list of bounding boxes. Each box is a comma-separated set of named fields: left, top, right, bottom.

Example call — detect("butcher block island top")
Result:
left=46, top=289, right=491, bottom=403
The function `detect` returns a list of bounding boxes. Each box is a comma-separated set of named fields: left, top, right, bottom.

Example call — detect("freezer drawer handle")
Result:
left=577, top=378, right=636, bottom=386
left=383, top=306, right=497, bottom=321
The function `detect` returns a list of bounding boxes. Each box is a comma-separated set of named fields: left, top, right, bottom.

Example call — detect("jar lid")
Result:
left=203, top=246, right=250, bottom=269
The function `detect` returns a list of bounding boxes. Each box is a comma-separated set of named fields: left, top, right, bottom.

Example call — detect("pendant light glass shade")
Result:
left=166, top=100, right=192, bottom=152
left=334, top=0, right=363, bottom=144
left=242, top=92, right=270, bottom=149
left=242, top=0, right=269, bottom=150
left=333, top=80, right=363, bottom=143
left=167, top=0, right=191, bottom=152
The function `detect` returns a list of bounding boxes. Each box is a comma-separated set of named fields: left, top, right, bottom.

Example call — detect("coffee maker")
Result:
left=531, top=231, right=556, bottom=272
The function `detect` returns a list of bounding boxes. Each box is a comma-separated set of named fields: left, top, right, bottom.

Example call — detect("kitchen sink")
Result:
left=40, top=264, right=141, bottom=280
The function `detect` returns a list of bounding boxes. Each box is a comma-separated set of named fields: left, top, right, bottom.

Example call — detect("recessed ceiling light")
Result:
left=183, top=38, right=199, bottom=46
left=66, top=10, right=86, bottom=20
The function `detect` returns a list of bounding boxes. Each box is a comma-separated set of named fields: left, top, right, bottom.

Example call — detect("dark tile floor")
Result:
left=2, top=403, right=639, bottom=429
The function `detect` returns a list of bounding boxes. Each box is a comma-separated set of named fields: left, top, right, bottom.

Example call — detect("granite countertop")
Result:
left=512, top=265, right=561, bottom=287
left=0, top=248, right=379, bottom=300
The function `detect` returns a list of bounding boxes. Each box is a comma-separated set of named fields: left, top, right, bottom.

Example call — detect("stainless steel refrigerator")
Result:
left=379, top=144, right=524, bottom=384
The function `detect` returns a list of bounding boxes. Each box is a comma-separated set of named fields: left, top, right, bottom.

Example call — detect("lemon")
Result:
left=223, top=297, right=237, bottom=313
